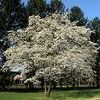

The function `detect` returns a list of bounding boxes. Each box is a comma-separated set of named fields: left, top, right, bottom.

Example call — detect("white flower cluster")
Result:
left=3, top=13, right=97, bottom=85
left=24, top=76, right=41, bottom=86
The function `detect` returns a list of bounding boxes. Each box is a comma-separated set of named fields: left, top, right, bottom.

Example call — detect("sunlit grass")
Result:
left=0, top=89, right=100, bottom=100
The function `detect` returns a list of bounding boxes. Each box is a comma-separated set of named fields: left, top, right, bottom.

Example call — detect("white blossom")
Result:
left=3, top=13, right=97, bottom=84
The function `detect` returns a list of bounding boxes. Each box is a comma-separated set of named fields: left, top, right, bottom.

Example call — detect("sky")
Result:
left=22, top=0, right=100, bottom=19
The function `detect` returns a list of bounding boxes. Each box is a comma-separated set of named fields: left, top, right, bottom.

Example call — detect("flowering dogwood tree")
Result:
left=3, top=13, right=97, bottom=96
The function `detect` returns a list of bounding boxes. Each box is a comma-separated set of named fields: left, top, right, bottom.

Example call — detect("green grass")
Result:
left=0, top=89, right=100, bottom=100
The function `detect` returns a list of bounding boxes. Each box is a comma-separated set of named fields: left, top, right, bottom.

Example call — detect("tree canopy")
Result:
left=68, top=6, right=88, bottom=26
left=1, top=0, right=28, bottom=30
left=50, top=0, right=65, bottom=13
left=2, top=13, right=97, bottom=96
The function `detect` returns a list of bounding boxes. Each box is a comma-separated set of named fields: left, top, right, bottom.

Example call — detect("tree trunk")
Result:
left=96, top=67, right=100, bottom=88
left=59, top=79, right=63, bottom=89
left=44, top=82, right=47, bottom=96
left=52, top=81, right=56, bottom=89
left=44, top=81, right=52, bottom=97
left=72, top=77, right=75, bottom=88
left=66, top=78, right=69, bottom=88
left=96, top=75, right=100, bottom=88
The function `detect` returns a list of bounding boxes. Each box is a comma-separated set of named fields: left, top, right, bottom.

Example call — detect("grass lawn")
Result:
left=0, top=89, right=100, bottom=100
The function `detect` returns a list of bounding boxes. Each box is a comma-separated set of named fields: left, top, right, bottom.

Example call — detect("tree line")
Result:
left=0, top=0, right=65, bottom=31
left=0, top=0, right=99, bottom=32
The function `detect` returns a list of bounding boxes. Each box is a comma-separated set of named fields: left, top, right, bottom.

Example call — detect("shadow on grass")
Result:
left=0, top=88, right=44, bottom=93
left=0, top=87, right=100, bottom=99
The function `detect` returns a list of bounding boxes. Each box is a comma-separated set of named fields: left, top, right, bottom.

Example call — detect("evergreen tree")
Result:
left=68, top=6, right=87, bottom=26
left=87, top=17, right=100, bottom=43
left=87, top=17, right=100, bottom=87
left=0, top=10, right=7, bottom=37
left=0, top=5, right=9, bottom=74
left=2, top=0, right=28, bottom=30
left=50, top=0, right=65, bottom=13
left=27, top=0, right=47, bottom=17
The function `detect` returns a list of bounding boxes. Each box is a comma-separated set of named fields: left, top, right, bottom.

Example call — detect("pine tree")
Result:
left=50, top=0, right=65, bottom=13
left=68, top=6, right=87, bottom=26
left=27, top=0, right=47, bottom=17
left=87, top=17, right=100, bottom=87
left=87, top=17, right=100, bottom=43
left=2, top=0, right=28, bottom=30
